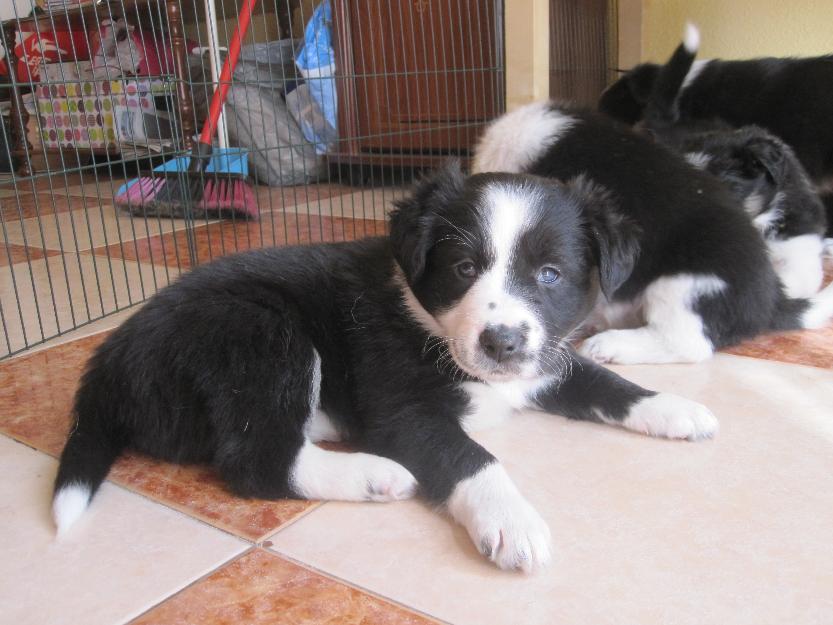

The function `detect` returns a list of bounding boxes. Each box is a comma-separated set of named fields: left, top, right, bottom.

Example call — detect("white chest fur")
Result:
left=460, top=376, right=555, bottom=433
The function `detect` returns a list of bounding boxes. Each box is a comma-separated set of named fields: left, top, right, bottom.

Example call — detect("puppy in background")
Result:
left=638, top=24, right=827, bottom=298
left=473, top=101, right=833, bottom=365
left=599, top=25, right=833, bottom=238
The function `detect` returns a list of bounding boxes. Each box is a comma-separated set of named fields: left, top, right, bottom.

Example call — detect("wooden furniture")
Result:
left=329, top=0, right=504, bottom=166
left=0, top=0, right=197, bottom=176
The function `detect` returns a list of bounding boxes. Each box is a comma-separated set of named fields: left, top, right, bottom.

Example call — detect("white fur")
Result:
left=620, top=393, right=718, bottom=440
left=304, top=409, right=343, bottom=443
left=767, top=234, right=825, bottom=299
left=802, top=281, right=833, bottom=329
left=447, top=462, right=551, bottom=573
left=683, top=22, right=700, bottom=54
left=472, top=101, right=576, bottom=174
left=436, top=186, right=545, bottom=380
left=289, top=441, right=416, bottom=502
left=684, top=151, right=711, bottom=169
left=460, top=376, right=554, bottom=433
left=681, top=59, right=710, bottom=90
left=53, top=483, right=91, bottom=536
left=743, top=192, right=766, bottom=218
left=580, top=274, right=726, bottom=364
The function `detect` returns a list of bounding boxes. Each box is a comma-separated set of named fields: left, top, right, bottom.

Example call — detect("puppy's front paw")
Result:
left=578, top=330, right=633, bottom=364
left=624, top=393, right=718, bottom=441
left=448, top=463, right=552, bottom=573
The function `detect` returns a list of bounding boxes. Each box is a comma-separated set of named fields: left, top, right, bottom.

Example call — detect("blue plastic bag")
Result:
left=295, top=0, right=337, bottom=147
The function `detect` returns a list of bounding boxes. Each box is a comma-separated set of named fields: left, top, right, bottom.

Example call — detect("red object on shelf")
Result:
left=13, top=28, right=90, bottom=82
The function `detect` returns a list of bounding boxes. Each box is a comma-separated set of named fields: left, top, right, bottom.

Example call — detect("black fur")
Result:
left=54, top=164, right=677, bottom=539
left=494, top=105, right=816, bottom=349
left=639, top=39, right=826, bottom=243
left=599, top=50, right=833, bottom=234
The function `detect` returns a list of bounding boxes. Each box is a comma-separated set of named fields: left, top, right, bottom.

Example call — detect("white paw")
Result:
left=578, top=328, right=712, bottom=364
left=578, top=330, right=637, bottom=364
left=623, top=393, right=719, bottom=440
left=361, top=456, right=418, bottom=502
left=448, top=463, right=552, bottom=573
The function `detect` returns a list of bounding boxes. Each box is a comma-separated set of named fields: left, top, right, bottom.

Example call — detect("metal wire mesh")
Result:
left=1, top=0, right=614, bottom=359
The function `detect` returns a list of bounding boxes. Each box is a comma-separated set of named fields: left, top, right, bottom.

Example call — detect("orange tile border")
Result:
left=130, top=549, right=440, bottom=625
left=88, top=213, right=386, bottom=269
left=0, top=332, right=319, bottom=541
left=2, top=192, right=99, bottom=220
left=1, top=242, right=63, bottom=267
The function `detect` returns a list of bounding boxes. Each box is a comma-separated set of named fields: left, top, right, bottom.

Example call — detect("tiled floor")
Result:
left=1, top=175, right=833, bottom=624
left=0, top=175, right=395, bottom=357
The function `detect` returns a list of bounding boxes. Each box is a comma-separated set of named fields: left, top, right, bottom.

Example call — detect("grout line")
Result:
left=124, top=546, right=257, bottom=625
left=263, top=548, right=454, bottom=625
left=254, top=500, right=325, bottom=544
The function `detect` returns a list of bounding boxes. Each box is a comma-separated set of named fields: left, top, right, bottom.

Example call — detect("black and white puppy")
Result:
left=52, top=163, right=719, bottom=573
left=473, top=102, right=833, bottom=364
left=598, top=28, right=833, bottom=236
left=638, top=25, right=827, bottom=298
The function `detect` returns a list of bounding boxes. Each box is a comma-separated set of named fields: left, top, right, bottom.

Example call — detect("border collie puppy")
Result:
left=52, top=163, right=720, bottom=573
left=638, top=25, right=827, bottom=298
left=598, top=25, right=833, bottom=236
left=472, top=102, right=833, bottom=365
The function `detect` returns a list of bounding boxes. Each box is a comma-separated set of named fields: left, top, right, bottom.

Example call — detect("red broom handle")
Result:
left=198, top=0, right=259, bottom=146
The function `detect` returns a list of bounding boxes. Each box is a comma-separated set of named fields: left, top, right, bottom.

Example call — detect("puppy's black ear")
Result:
left=389, top=160, right=466, bottom=283
left=742, top=134, right=787, bottom=184
left=567, top=175, right=641, bottom=299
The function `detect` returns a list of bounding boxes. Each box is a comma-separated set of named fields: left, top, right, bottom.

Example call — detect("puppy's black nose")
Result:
left=479, top=324, right=525, bottom=363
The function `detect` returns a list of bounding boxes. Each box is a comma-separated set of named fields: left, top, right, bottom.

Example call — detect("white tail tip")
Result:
left=53, top=484, right=91, bottom=536
left=684, top=22, right=700, bottom=54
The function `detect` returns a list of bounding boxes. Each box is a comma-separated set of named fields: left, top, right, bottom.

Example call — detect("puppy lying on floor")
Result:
left=637, top=24, right=827, bottom=298
left=473, top=102, right=833, bottom=365
left=598, top=25, right=833, bottom=237
left=53, top=163, right=718, bottom=573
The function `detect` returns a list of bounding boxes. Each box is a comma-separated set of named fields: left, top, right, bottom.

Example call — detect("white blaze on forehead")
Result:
left=435, top=183, right=546, bottom=379
left=485, top=184, right=535, bottom=278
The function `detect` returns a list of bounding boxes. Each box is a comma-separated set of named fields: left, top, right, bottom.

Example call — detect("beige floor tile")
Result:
left=2, top=203, right=196, bottom=252
left=1, top=253, right=176, bottom=357
left=0, top=435, right=246, bottom=625
left=270, top=188, right=407, bottom=221
left=269, top=354, right=833, bottom=625
left=6, top=305, right=140, bottom=360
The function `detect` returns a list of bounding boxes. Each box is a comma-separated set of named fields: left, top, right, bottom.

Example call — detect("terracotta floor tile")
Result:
left=1, top=191, right=96, bottom=220
left=131, top=549, right=439, bottom=625
left=90, top=213, right=386, bottom=269
left=110, top=455, right=318, bottom=542
left=0, top=333, right=318, bottom=541
left=1, top=172, right=86, bottom=192
left=0, top=242, right=62, bottom=267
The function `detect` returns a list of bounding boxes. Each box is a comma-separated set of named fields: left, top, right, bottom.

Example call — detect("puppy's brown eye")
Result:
left=456, top=260, right=477, bottom=279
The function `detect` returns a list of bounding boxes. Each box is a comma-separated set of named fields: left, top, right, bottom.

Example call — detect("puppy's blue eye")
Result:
left=537, top=266, right=560, bottom=284
left=456, top=261, right=477, bottom=279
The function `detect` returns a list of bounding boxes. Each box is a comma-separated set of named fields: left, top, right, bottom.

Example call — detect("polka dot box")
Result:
left=37, top=78, right=165, bottom=150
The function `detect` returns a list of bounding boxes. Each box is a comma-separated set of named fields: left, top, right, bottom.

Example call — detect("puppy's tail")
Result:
left=771, top=280, right=833, bottom=331
left=643, top=22, right=699, bottom=130
left=52, top=392, right=126, bottom=536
